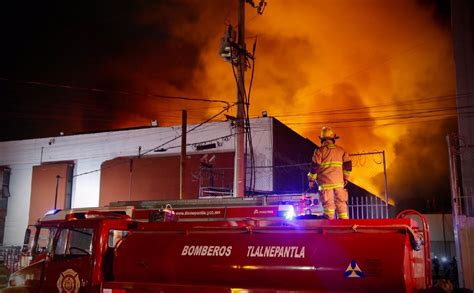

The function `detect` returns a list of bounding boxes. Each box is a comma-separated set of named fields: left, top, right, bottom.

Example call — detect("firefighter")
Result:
left=308, top=127, right=352, bottom=219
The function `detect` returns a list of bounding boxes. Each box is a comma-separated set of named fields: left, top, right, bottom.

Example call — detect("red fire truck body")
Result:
left=4, top=207, right=431, bottom=293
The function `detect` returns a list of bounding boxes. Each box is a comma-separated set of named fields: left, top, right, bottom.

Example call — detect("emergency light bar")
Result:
left=39, top=206, right=135, bottom=223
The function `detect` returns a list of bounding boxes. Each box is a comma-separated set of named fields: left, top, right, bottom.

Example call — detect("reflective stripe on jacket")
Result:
left=309, top=141, right=352, bottom=189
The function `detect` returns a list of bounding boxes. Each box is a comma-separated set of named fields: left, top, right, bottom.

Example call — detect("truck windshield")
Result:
left=33, top=227, right=57, bottom=256
left=55, top=228, right=94, bottom=257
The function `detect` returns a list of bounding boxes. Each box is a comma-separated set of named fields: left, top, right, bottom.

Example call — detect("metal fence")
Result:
left=349, top=195, right=389, bottom=219
left=349, top=151, right=389, bottom=218
left=0, top=246, right=21, bottom=273
left=456, top=188, right=474, bottom=218
left=194, top=165, right=233, bottom=198
left=195, top=151, right=390, bottom=219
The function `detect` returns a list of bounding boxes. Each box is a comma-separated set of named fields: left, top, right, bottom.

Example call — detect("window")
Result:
left=0, top=167, right=10, bottom=198
left=34, top=227, right=57, bottom=255
left=107, top=230, right=128, bottom=248
left=55, top=228, right=94, bottom=257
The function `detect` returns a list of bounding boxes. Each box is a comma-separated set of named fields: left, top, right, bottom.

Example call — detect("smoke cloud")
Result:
left=0, top=0, right=456, bottom=211
left=192, top=0, right=456, bottom=210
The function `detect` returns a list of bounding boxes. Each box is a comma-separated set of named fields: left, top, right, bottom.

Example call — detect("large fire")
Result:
left=115, top=0, right=455, bottom=209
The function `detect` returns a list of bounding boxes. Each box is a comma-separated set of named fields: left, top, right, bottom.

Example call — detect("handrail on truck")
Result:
left=396, top=209, right=432, bottom=288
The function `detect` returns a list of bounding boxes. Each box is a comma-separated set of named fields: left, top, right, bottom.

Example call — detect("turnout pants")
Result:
left=320, top=187, right=349, bottom=219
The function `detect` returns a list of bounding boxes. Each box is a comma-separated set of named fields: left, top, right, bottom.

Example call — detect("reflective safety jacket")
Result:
left=309, top=141, right=352, bottom=190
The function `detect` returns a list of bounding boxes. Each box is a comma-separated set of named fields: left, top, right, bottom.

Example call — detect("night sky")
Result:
left=0, top=0, right=456, bottom=212
left=0, top=0, right=232, bottom=140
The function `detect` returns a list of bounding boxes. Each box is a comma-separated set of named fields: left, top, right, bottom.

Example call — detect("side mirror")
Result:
left=23, top=228, right=31, bottom=245
left=46, top=250, right=53, bottom=261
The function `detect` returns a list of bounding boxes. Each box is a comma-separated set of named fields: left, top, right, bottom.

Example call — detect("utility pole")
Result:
left=234, top=0, right=246, bottom=198
left=446, top=134, right=465, bottom=288
left=54, top=175, right=60, bottom=209
left=219, top=0, right=266, bottom=197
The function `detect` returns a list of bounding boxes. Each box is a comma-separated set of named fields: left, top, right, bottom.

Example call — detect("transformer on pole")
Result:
left=219, top=0, right=266, bottom=197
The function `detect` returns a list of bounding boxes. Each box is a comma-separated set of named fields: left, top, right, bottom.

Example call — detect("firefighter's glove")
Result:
left=307, top=172, right=317, bottom=189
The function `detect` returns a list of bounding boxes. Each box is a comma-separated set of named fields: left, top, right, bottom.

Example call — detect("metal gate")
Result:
left=0, top=246, right=21, bottom=273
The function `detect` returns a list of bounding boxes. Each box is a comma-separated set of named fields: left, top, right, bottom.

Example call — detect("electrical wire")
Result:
left=229, top=31, right=257, bottom=195
left=245, top=38, right=258, bottom=194
left=73, top=159, right=130, bottom=178
left=260, top=92, right=473, bottom=130
left=3, top=127, right=281, bottom=173
left=158, top=133, right=234, bottom=151
left=139, top=104, right=235, bottom=157
left=282, top=107, right=464, bottom=125
left=0, top=77, right=231, bottom=108
left=270, top=93, right=465, bottom=118
left=71, top=106, right=235, bottom=178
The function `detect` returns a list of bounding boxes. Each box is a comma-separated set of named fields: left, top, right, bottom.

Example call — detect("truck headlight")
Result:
left=9, top=274, right=26, bottom=287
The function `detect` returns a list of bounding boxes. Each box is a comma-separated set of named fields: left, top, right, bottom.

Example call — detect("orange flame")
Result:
left=125, top=1, right=455, bottom=207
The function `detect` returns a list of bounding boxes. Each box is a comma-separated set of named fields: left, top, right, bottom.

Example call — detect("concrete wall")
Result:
left=423, top=214, right=456, bottom=262
left=0, top=122, right=234, bottom=245
left=99, top=152, right=235, bottom=205
left=459, top=216, right=474, bottom=289
left=0, top=118, right=278, bottom=245
left=245, top=118, right=274, bottom=192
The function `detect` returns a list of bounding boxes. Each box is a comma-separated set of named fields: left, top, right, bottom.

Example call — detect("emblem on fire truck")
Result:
left=57, top=269, right=81, bottom=293
left=344, top=260, right=364, bottom=278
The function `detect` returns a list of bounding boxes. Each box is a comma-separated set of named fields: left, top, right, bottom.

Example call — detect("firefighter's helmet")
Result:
left=319, top=127, right=339, bottom=140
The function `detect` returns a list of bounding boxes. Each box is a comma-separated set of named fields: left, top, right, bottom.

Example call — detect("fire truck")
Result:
left=3, top=200, right=432, bottom=293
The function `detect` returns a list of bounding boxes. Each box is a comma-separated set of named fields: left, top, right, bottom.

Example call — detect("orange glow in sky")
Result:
left=120, top=1, right=456, bottom=206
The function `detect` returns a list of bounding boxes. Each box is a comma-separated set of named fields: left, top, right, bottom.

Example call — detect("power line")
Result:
left=269, top=93, right=465, bottom=118
left=289, top=115, right=459, bottom=129
left=259, top=93, right=473, bottom=129
left=140, top=104, right=236, bottom=157
left=0, top=77, right=231, bottom=107
left=72, top=106, right=235, bottom=177
left=160, top=134, right=234, bottom=151
left=282, top=106, right=465, bottom=125
left=3, top=127, right=273, bottom=170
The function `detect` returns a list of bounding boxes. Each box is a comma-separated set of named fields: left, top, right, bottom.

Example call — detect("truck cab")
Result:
left=7, top=208, right=133, bottom=293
